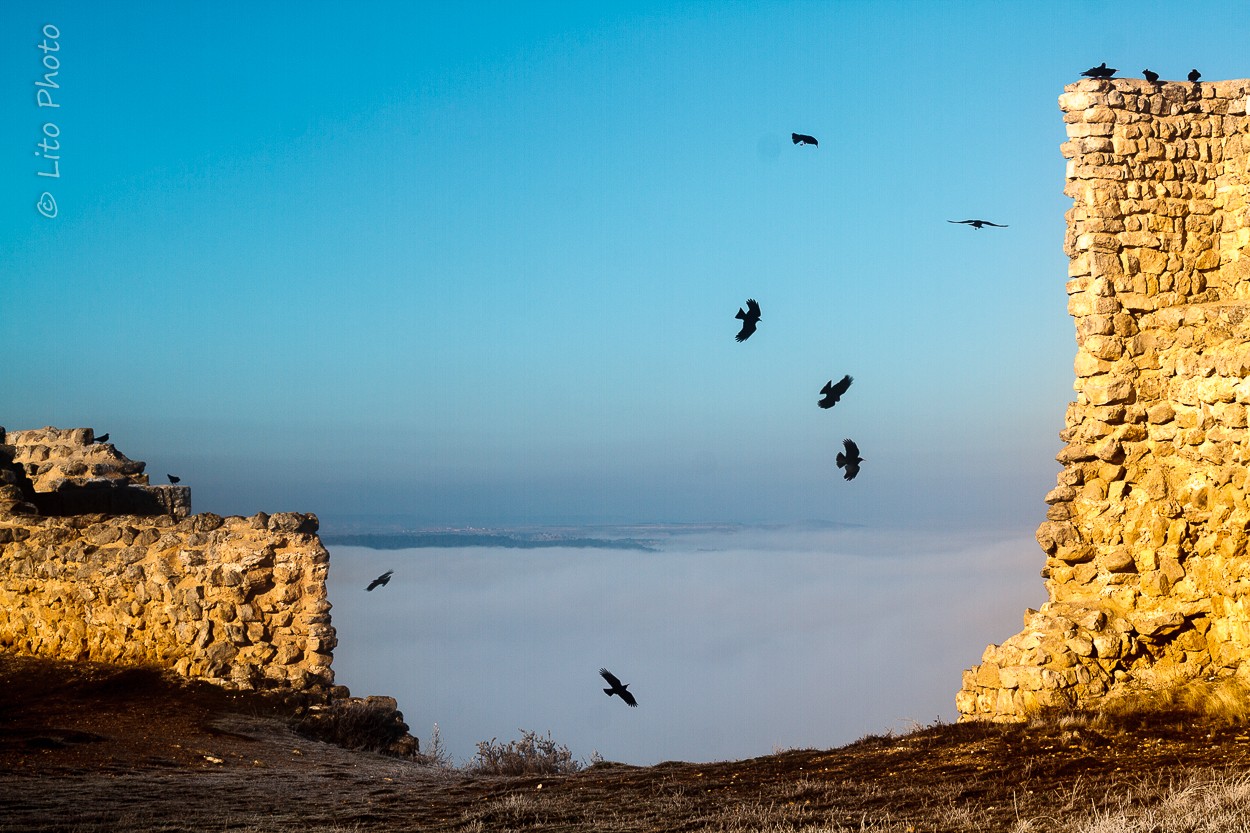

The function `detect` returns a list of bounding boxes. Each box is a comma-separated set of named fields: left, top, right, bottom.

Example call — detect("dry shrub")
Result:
left=419, top=721, right=454, bottom=768
left=467, top=728, right=582, bottom=776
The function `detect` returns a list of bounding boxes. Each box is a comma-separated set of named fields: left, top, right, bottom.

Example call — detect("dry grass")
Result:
left=1101, top=676, right=1250, bottom=726
left=1011, top=771, right=1250, bottom=833
left=12, top=653, right=1250, bottom=832
left=1022, top=676, right=1250, bottom=751
left=447, top=769, right=1250, bottom=833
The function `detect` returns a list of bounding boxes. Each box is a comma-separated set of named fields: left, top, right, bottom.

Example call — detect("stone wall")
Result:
left=958, top=79, right=1250, bottom=721
left=0, top=427, right=335, bottom=694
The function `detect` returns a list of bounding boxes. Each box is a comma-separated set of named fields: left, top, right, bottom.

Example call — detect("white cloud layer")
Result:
left=328, top=524, right=1045, bottom=765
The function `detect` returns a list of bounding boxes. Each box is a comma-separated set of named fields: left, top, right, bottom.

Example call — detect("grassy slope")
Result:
left=5, top=653, right=1250, bottom=832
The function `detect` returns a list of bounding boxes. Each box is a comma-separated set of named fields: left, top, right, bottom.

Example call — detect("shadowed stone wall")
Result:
left=958, top=78, right=1250, bottom=720
left=7, top=427, right=190, bottom=518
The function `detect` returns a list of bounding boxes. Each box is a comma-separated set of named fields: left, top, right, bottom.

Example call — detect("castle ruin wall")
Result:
left=958, top=79, right=1250, bottom=720
left=0, top=427, right=335, bottom=693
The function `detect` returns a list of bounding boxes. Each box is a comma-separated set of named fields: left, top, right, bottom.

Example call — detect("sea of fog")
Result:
left=324, top=524, right=1044, bottom=766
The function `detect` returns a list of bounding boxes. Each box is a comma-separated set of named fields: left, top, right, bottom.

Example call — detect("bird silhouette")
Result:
left=791, top=132, right=818, bottom=147
left=836, top=438, right=863, bottom=481
left=818, top=375, right=853, bottom=409
left=1143, top=69, right=1160, bottom=83
left=1081, top=62, right=1116, bottom=79
left=735, top=298, right=761, bottom=342
left=599, top=668, right=638, bottom=707
left=92, top=433, right=110, bottom=444
left=1188, top=69, right=1202, bottom=82
left=366, top=570, right=394, bottom=591
left=948, top=219, right=1008, bottom=230
left=167, top=474, right=180, bottom=484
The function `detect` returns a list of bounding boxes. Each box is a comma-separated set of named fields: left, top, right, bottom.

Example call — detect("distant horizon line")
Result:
left=318, top=516, right=865, bottom=533
left=317, top=519, right=868, bottom=552
left=311, top=515, right=1041, bottom=551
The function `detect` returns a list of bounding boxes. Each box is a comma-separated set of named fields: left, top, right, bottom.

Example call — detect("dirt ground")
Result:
left=4, top=653, right=1250, bottom=832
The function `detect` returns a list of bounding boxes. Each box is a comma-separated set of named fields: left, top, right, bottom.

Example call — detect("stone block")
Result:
left=1134, top=611, right=1185, bottom=638
left=975, top=663, right=1000, bottom=688
left=1146, top=402, right=1175, bottom=423
left=1066, top=635, right=1095, bottom=656
left=1102, top=548, right=1137, bottom=573
left=1085, top=376, right=1135, bottom=405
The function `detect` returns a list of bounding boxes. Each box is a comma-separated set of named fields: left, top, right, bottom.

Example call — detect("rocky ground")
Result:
left=5, top=654, right=1250, bottom=832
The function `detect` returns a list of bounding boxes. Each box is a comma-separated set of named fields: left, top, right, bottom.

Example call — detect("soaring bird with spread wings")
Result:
left=792, top=132, right=818, bottom=146
left=948, top=219, right=1008, bottom=230
left=735, top=298, right=761, bottom=342
left=366, top=570, right=394, bottom=591
left=836, top=438, right=863, bottom=481
left=818, top=375, right=853, bottom=409
left=599, top=668, right=638, bottom=707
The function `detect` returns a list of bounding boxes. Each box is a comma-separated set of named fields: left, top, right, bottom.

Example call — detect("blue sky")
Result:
left=3, top=1, right=1247, bottom=528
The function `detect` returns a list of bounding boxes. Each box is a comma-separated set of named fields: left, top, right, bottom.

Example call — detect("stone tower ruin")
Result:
left=958, top=78, right=1250, bottom=720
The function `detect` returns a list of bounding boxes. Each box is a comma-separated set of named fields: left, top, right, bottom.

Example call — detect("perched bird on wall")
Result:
left=1081, top=62, right=1116, bottom=79
left=1189, top=69, right=1202, bottom=82
left=792, top=132, right=818, bottom=147
left=735, top=298, right=761, bottom=342
left=947, top=219, right=1008, bottom=230
left=599, top=668, right=638, bottom=707
left=1143, top=69, right=1160, bottom=83
left=167, top=474, right=180, bottom=484
left=818, top=375, right=853, bottom=409
left=366, top=570, right=394, bottom=591
left=92, top=433, right=110, bottom=444
left=836, top=438, right=863, bottom=481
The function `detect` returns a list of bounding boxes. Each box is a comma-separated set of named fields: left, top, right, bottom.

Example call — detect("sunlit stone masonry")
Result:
left=0, top=427, right=336, bottom=693
left=958, top=78, right=1250, bottom=720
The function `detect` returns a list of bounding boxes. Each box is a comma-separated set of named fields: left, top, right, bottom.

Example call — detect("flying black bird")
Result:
left=1143, top=69, right=1160, bottom=83
left=818, top=375, right=853, bottom=409
left=1188, top=68, right=1202, bottom=82
left=836, top=438, right=863, bottom=481
left=1080, top=62, right=1116, bottom=79
left=792, top=132, right=818, bottom=147
left=167, top=474, right=180, bottom=484
left=735, top=298, right=761, bottom=342
left=366, top=570, right=394, bottom=591
left=948, top=219, right=1008, bottom=230
left=599, top=668, right=638, bottom=707
left=92, top=433, right=109, bottom=444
